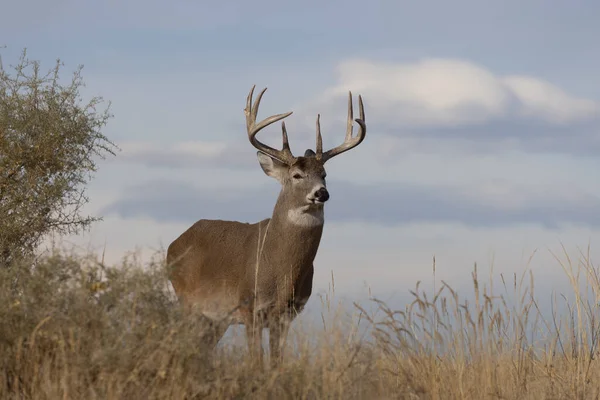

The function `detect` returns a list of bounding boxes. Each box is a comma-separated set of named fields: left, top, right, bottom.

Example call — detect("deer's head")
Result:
left=244, top=86, right=366, bottom=225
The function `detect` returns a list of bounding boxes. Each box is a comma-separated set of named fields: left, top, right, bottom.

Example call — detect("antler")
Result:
left=245, top=85, right=297, bottom=165
left=316, top=91, right=366, bottom=163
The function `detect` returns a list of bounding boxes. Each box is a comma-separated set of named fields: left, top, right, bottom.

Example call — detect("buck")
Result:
left=167, top=85, right=366, bottom=365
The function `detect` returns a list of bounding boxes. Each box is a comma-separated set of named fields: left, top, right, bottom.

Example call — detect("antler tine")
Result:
left=244, top=85, right=296, bottom=164
left=358, top=94, right=365, bottom=123
left=244, top=85, right=256, bottom=132
left=321, top=91, right=367, bottom=163
left=281, top=121, right=291, bottom=152
left=316, top=114, right=323, bottom=157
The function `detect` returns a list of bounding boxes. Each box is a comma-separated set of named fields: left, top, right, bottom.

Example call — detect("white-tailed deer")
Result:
left=167, top=85, right=366, bottom=365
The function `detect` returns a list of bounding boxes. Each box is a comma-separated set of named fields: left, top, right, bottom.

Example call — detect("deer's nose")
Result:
left=314, top=187, right=330, bottom=203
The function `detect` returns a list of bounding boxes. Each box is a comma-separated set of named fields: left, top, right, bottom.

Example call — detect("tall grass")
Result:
left=1, top=246, right=599, bottom=399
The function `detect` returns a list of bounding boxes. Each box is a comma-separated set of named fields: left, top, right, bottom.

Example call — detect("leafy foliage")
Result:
left=0, top=49, right=116, bottom=267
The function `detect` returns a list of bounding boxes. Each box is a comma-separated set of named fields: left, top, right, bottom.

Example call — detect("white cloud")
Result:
left=335, top=59, right=509, bottom=126
left=120, top=141, right=227, bottom=157
left=307, top=58, right=600, bottom=129
left=118, top=140, right=255, bottom=169
left=458, top=179, right=598, bottom=212
left=504, top=76, right=600, bottom=123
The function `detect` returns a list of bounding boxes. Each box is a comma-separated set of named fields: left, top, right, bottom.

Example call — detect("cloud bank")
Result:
left=118, top=141, right=256, bottom=169
left=312, top=58, right=599, bottom=126
left=102, top=178, right=600, bottom=229
left=293, top=58, right=600, bottom=156
left=115, top=58, right=600, bottom=170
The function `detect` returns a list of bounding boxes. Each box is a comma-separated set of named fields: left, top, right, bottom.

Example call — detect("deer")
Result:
left=166, top=85, right=366, bottom=366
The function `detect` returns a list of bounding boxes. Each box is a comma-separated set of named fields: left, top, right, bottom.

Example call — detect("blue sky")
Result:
left=3, top=0, right=600, bottom=312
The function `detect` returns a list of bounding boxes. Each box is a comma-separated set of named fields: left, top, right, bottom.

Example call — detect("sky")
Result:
left=3, top=0, right=600, bottom=320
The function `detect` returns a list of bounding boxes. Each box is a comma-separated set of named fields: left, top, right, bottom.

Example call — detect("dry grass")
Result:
left=1, top=246, right=600, bottom=399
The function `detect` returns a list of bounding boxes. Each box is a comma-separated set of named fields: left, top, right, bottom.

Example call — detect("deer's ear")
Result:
left=257, top=152, right=287, bottom=182
left=304, top=149, right=316, bottom=158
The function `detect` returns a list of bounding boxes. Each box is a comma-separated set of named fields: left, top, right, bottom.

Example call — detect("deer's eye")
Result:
left=292, top=173, right=303, bottom=180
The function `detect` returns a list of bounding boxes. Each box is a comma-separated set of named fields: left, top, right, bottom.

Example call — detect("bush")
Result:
left=0, top=49, right=116, bottom=268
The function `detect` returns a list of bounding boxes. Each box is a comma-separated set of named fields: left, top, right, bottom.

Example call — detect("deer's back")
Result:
left=167, top=218, right=265, bottom=308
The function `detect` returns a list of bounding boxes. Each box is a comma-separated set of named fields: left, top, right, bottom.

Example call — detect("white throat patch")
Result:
left=287, top=206, right=324, bottom=227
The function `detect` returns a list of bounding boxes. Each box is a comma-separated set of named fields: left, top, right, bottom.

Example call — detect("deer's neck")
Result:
left=259, top=195, right=325, bottom=270
left=248, top=197, right=323, bottom=313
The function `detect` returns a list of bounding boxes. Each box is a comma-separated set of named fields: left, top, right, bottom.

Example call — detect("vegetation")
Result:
left=0, top=247, right=599, bottom=399
left=0, top=49, right=116, bottom=268
left=2, top=50, right=600, bottom=399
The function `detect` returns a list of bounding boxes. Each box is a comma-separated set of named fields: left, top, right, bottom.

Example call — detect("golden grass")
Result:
left=1, top=246, right=600, bottom=399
